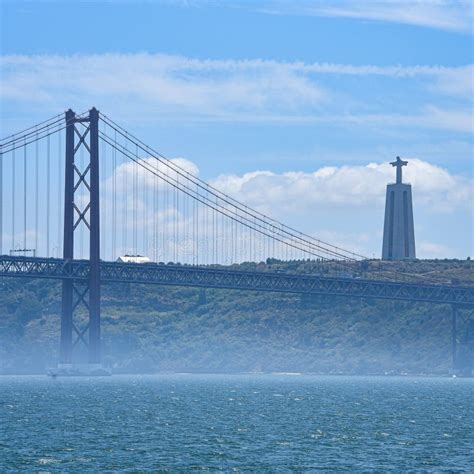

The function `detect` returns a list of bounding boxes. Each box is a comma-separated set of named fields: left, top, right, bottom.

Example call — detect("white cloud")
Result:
left=258, top=0, right=473, bottom=33
left=1, top=54, right=472, bottom=132
left=210, top=158, right=472, bottom=214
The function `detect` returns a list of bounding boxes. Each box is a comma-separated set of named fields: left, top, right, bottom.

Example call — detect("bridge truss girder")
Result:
left=1, top=256, right=473, bottom=306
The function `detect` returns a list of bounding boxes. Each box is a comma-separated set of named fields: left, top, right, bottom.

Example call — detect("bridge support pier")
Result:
left=198, top=288, right=207, bottom=305
left=451, top=304, right=474, bottom=377
left=59, top=108, right=101, bottom=366
left=451, top=305, right=457, bottom=374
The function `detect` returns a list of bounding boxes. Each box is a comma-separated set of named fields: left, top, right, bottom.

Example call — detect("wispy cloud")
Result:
left=335, top=106, right=473, bottom=134
left=257, top=0, right=473, bottom=34
left=1, top=53, right=472, bottom=133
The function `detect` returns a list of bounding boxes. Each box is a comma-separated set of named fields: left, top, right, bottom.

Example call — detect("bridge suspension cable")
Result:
left=97, top=120, right=362, bottom=264
left=0, top=111, right=89, bottom=259
left=100, top=113, right=365, bottom=262
left=97, top=127, right=347, bottom=264
left=0, top=111, right=90, bottom=152
left=0, top=113, right=63, bottom=146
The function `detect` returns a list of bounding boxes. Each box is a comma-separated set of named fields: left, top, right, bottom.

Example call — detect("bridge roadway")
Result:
left=1, top=256, right=473, bottom=307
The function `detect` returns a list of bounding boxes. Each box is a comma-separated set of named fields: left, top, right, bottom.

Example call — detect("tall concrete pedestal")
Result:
left=382, top=157, right=416, bottom=260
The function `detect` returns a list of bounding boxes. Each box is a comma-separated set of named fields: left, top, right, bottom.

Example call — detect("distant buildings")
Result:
left=382, top=157, right=416, bottom=260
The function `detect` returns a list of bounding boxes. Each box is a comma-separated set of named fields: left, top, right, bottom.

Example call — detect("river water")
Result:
left=0, top=374, right=472, bottom=471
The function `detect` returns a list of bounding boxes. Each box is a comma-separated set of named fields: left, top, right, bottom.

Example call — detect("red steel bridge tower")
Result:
left=60, top=108, right=101, bottom=365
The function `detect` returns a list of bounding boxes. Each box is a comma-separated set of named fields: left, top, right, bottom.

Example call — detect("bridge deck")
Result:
left=1, top=256, right=473, bottom=306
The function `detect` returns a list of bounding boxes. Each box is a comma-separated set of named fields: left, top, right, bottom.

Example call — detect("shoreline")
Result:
left=0, top=371, right=470, bottom=378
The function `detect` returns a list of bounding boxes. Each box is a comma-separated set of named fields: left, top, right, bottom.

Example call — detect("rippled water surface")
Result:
left=1, top=374, right=472, bottom=471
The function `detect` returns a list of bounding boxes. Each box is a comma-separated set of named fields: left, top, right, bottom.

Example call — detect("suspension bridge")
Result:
left=0, top=108, right=472, bottom=374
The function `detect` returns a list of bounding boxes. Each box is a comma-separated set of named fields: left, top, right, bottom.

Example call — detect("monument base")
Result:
left=47, top=363, right=111, bottom=377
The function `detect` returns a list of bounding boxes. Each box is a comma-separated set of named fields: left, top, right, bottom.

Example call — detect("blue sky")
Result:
left=1, top=0, right=473, bottom=258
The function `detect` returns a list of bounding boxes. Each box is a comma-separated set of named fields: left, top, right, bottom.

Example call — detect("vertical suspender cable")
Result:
left=101, top=121, right=106, bottom=260
left=220, top=203, right=223, bottom=264
left=223, top=204, right=227, bottom=264
left=204, top=194, right=207, bottom=264
left=167, top=171, right=171, bottom=262
left=193, top=191, right=196, bottom=265
left=165, top=167, right=169, bottom=261
left=144, top=156, right=148, bottom=257
left=133, top=144, right=137, bottom=254
left=265, top=227, right=268, bottom=263
left=220, top=203, right=223, bottom=265
left=153, top=170, right=156, bottom=261
left=251, top=215, right=254, bottom=263
left=0, top=150, right=2, bottom=255
left=12, top=148, right=15, bottom=252
left=187, top=190, right=190, bottom=264
left=273, top=227, right=277, bottom=261
left=253, top=216, right=257, bottom=263
left=241, top=218, right=244, bottom=263
left=215, top=197, right=218, bottom=264
left=208, top=196, right=211, bottom=265
left=215, top=199, right=218, bottom=264
left=222, top=203, right=225, bottom=264
left=249, top=216, right=252, bottom=263
left=186, top=183, right=190, bottom=263
left=35, top=137, right=39, bottom=254
left=173, top=172, right=176, bottom=262
left=218, top=201, right=221, bottom=264
left=158, top=171, right=161, bottom=262
left=58, top=130, right=62, bottom=256
left=157, top=167, right=161, bottom=261
left=231, top=215, right=234, bottom=264
left=123, top=136, right=128, bottom=255
left=23, top=140, right=27, bottom=251
left=213, top=197, right=216, bottom=264
left=197, top=193, right=200, bottom=265
left=183, top=181, right=187, bottom=263
left=46, top=135, right=50, bottom=256
left=112, top=129, right=117, bottom=259
left=174, top=173, right=178, bottom=262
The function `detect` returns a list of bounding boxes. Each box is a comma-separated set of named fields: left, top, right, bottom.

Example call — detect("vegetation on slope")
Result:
left=0, top=259, right=472, bottom=375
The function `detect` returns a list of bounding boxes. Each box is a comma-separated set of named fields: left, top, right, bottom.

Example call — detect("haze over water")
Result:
left=1, top=374, right=472, bottom=471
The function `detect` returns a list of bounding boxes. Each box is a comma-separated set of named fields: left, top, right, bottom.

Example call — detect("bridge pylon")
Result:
left=451, top=305, right=474, bottom=377
left=60, top=108, right=101, bottom=366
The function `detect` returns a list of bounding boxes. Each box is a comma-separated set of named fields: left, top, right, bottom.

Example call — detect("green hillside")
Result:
left=1, top=259, right=472, bottom=375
